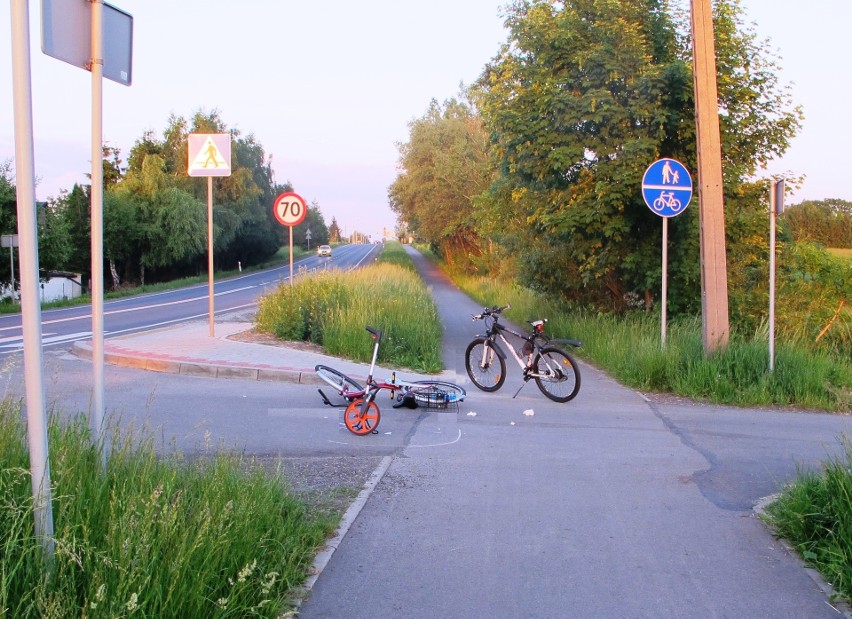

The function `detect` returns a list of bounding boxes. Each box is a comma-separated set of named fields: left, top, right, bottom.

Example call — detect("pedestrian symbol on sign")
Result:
left=187, top=134, right=231, bottom=177
left=641, top=158, right=692, bottom=218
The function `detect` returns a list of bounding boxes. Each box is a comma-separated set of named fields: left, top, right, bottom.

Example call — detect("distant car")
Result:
left=317, top=244, right=332, bottom=257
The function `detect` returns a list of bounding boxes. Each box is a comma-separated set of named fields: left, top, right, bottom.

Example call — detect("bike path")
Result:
left=297, top=246, right=852, bottom=618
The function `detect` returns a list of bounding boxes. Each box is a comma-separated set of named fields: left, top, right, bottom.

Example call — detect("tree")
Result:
left=472, top=0, right=693, bottom=307
left=36, top=198, right=72, bottom=276
left=297, top=200, right=330, bottom=248
left=57, top=184, right=91, bottom=284
left=107, top=154, right=205, bottom=284
left=471, top=0, right=801, bottom=311
left=142, top=186, right=206, bottom=270
left=0, top=161, right=17, bottom=289
left=103, top=190, right=142, bottom=289
left=388, top=96, right=491, bottom=262
left=87, top=144, right=124, bottom=189
left=113, top=109, right=281, bottom=283
left=328, top=217, right=342, bottom=243
left=783, top=199, right=852, bottom=248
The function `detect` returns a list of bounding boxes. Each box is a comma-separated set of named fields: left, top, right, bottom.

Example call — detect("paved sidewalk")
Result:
left=71, top=318, right=446, bottom=386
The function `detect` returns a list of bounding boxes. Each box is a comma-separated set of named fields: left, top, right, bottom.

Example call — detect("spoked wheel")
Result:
left=343, top=398, right=381, bottom=435
left=315, top=364, right=364, bottom=398
left=533, top=347, right=581, bottom=403
left=408, top=380, right=466, bottom=407
left=465, top=338, right=506, bottom=392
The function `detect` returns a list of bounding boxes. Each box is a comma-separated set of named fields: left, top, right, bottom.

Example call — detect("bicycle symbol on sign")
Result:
left=652, top=191, right=683, bottom=213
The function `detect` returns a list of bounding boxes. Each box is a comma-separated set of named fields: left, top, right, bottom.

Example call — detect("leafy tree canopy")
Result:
left=465, top=0, right=802, bottom=310
left=783, top=199, right=852, bottom=248
left=389, top=96, right=491, bottom=261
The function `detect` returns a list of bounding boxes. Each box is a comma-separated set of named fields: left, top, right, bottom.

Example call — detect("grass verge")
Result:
left=764, top=437, right=852, bottom=603
left=254, top=241, right=443, bottom=373
left=0, top=402, right=338, bottom=618
left=447, top=268, right=851, bottom=412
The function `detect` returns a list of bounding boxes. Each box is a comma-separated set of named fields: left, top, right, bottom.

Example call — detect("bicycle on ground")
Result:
left=465, top=305, right=581, bottom=402
left=315, top=326, right=466, bottom=436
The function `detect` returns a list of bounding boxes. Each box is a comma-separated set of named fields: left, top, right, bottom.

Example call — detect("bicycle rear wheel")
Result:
left=315, top=364, right=364, bottom=399
left=343, top=398, right=381, bottom=435
left=465, top=338, right=506, bottom=392
left=408, top=380, right=466, bottom=407
left=533, top=347, right=581, bottom=403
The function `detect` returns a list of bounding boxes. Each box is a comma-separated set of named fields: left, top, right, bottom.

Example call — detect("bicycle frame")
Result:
left=478, top=317, right=551, bottom=378
left=315, top=326, right=466, bottom=434
left=467, top=305, right=582, bottom=402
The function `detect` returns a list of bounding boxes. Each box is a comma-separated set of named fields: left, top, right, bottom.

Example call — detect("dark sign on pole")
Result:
left=41, top=0, right=133, bottom=86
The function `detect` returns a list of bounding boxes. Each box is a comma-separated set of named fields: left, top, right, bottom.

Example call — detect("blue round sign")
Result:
left=641, top=158, right=692, bottom=218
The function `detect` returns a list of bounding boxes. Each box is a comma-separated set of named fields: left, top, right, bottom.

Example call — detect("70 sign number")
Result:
left=273, top=192, right=307, bottom=226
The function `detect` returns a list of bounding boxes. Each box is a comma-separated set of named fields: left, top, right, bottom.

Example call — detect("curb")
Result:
left=71, top=341, right=323, bottom=385
left=754, top=494, right=852, bottom=618
left=290, top=455, right=394, bottom=614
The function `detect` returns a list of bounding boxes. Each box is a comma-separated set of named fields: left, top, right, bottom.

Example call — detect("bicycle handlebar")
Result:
left=471, top=304, right=511, bottom=321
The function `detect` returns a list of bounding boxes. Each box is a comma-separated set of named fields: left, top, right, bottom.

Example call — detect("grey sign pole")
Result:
left=90, top=0, right=106, bottom=451
left=10, top=0, right=55, bottom=560
left=768, top=179, right=785, bottom=372
left=1, top=234, right=18, bottom=293
left=41, top=0, right=133, bottom=454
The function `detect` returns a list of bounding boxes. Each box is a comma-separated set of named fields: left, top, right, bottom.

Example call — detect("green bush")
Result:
left=776, top=242, right=852, bottom=353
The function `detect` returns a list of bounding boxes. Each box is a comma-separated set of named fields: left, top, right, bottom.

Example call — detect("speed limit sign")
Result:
left=273, top=192, right=307, bottom=226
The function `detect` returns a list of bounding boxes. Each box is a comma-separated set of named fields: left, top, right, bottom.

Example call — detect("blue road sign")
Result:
left=641, top=158, right=692, bottom=218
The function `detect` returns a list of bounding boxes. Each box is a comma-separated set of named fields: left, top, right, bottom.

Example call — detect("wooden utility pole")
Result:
left=690, top=0, right=730, bottom=353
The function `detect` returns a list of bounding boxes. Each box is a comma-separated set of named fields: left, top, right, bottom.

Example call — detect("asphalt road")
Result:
left=0, top=242, right=380, bottom=356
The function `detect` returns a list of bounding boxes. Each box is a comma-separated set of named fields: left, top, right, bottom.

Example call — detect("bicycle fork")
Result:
left=481, top=336, right=533, bottom=400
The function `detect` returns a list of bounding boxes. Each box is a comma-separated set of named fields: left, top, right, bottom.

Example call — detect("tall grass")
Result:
left=452, top=272, right=852, bottom=412
left=765, top=437, right=852, bottom=601
left=255, top=243, right=443, bottom=372
left=0, top=401, right=336, bottom=618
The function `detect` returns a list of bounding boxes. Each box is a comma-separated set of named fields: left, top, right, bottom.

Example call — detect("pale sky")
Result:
left=2, top=1, right=850, bottom=242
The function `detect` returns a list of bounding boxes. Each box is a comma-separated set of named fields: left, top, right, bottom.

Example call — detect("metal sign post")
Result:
left=11, top=0, right=55, bottom=560
left=642, top=158, right=693, bottom=348
left=188, top=134, right=231, bottom=336
left=41, top=0, right=133, bottom=456
left=273, top=192, right=308, bottom=285
left=769, top=179, right=785, bottom=371
left=1, top=234, right=19, bottom=293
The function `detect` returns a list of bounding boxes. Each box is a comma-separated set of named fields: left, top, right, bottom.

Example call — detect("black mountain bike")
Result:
left=465, top=305, right=581, bottom=402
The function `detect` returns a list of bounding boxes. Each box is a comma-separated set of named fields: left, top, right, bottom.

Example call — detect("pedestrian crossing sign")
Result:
left=187, top=133, right=231, bottom=177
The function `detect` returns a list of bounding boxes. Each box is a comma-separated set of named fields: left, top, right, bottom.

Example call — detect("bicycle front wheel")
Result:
left=533, top=347, right=581, bottom=403
left=408, top=380, right=466, bottom=407
left=465, top=338, right=506, bottom=392
left=343, top=398, right=381, bottom=435
left=315, top=364, right=364, bottom=399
